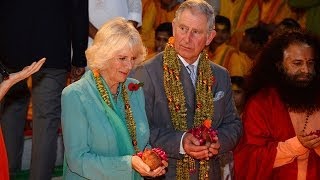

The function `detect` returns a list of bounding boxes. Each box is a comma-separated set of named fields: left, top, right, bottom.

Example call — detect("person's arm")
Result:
left=88, top=21, right=98, bottom=39
left=0, top=58, right=45, bottom=100
left=128, top=0, right=142, bottom=27
left=274, top=137, right=308, bottom=168
left=70, top=0, right=88, bottom=82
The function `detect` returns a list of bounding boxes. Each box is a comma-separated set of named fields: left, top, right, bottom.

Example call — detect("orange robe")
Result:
left=209, top=43, right=252, bottom=77
left=260, top=0, right=306, bottom=27
left=234, top=88, right=320, bottom=179
left=140, top=0, right=179, bottom=54
left=222, top=0, right=259, bottom=48
left=140, top=0, right=157, bottom=52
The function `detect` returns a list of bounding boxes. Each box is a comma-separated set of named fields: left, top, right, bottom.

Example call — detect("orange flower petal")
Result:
left=92, top=69, right=100, bottom=77
left=168, top=37, right=175, bottom=45
left=203, top=119, right=212, bottom=129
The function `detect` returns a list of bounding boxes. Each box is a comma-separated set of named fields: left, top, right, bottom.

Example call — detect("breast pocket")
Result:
left=213, top=91, right=225, bottom=125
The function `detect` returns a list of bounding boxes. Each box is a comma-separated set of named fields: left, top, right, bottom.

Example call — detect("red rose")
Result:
left=128, top=82, right=144, bottom=91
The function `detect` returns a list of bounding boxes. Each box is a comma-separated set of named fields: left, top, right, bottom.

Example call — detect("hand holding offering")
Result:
left=187, top=119, right=218, bottom=146
left=137, top=148, right=168, bottom=170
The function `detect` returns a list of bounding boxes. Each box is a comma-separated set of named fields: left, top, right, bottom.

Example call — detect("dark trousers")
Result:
left=0, top=68, right=67, bottom=180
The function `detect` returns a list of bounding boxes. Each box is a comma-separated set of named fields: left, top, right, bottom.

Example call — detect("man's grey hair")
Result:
left=174, top=0, right=215, bottom=31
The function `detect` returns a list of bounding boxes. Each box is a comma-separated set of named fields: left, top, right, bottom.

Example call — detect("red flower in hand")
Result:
left=128, top=82, right=144, bottom=91
left=188, top=119, right=218, bottom=145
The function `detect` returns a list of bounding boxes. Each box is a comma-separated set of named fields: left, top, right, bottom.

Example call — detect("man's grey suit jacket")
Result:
left=131, top=52, right=243, bottom=179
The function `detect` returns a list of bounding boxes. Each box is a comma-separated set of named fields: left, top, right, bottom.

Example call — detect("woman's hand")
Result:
left=132, top=155, right=167, bottom=178
left=9, top=58, right=46, bottom=85
left=0, top=58, right=45, bottom=100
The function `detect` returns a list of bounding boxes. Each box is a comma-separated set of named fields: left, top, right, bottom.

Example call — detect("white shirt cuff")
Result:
left=179, top=132, right=187, bottom=154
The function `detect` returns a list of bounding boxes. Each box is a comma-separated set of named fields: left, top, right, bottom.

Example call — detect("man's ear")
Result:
left=172, top=21, right=176, bottom=37
left=206, top=30, right=216, bottom=46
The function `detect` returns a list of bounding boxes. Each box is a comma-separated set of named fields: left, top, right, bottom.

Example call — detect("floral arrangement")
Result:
left=137, top=148, right=168, bottom=170
left=187, top=119, right=218, bottom=145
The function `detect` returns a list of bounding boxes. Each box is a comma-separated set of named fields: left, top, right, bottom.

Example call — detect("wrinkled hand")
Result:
left=132, top=156, right=167, bottom=178
left=182, top=133, right=209, bottom=160
left=297, top=131, right=320, bottom=149
left=70, top=66, right=85, bottom=83
left=8, top=58, right=46, bottom=85
left=207, top=136, right=220, bottom=158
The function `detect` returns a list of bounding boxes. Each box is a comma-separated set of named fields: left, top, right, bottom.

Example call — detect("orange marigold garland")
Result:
left=163, top=37, right=215, bottom=180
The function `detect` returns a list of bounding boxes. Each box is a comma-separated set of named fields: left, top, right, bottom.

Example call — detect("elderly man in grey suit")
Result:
left=131, top=0, right=242, bottom=179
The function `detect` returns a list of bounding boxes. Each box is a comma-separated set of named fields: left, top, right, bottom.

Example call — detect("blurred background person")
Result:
left=288, top=0, right=320, bottom=37
left=0, top=0, right=88, bottom=179
left=208, top=15, right=252, bottom=77
left=140, top=0, right=181, bottom=55
left=270, top=18, right=302, bottom=39
left=89, top=0, right=142, bottom=45
left=0, top=58, right=45, bottom=180
left=146, top=22, right=173, bottom=60
left=230, top=76, right=246, bottom=115
left=239, top=25, right=269, bottom=60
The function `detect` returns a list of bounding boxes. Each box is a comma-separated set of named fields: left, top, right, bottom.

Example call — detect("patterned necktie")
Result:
left=187, top=64, right=196, bottom=87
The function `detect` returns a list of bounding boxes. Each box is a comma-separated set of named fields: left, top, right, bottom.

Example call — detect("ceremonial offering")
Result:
left=137, top=148, right=168, bottom=170
left=188, top=119, right=218, bottom=145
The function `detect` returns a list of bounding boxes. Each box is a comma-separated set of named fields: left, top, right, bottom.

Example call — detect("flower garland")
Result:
left=163, top=38, right=215, bottom=180
left=93, top=70, right=139, bottom=153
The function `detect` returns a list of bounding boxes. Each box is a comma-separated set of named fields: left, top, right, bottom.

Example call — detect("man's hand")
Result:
left=70, top=66, right=85, bottom=83
left=182, top=133, right=209, bottom=160
left=298, top=131, right=320, bottom=149
left=207, top=136, right=220, bottom=158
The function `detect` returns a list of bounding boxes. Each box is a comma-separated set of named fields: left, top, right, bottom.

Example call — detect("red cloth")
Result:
left=0, top=129, right=9, bottom=180
left=234, top=88, right=320, bottom=180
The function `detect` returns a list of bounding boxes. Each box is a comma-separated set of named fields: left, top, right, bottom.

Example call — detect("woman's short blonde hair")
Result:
left=86, top=17, right=146, bottom=70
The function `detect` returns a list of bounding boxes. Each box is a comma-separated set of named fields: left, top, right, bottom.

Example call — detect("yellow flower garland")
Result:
left=163, top=38, right=215, bottom=180
left=93, top=70, right=139, bottom=153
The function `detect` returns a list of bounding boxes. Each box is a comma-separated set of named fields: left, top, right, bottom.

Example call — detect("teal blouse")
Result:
left=61, top=71, right=150, bottom=180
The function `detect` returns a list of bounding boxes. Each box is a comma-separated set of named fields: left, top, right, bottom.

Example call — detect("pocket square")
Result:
left=214, top=91, right=224, bottom=101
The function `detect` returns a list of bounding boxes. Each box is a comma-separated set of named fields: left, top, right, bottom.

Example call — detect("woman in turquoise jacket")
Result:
left=61, top=17, right=167, bottom=180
